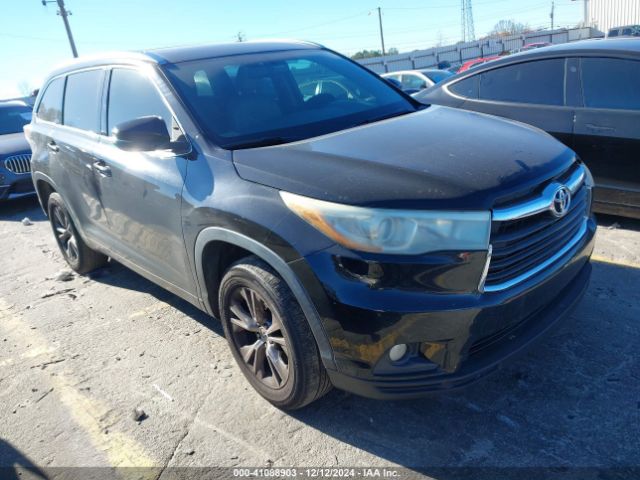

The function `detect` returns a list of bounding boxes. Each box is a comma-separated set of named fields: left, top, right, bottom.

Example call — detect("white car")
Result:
left=382, top=69, right=453, bottom=93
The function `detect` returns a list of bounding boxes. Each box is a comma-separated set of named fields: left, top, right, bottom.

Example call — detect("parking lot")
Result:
left=0, top=195, right=638, bottom=478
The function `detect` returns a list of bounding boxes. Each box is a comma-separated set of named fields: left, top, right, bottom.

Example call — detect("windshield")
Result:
left=162, top=49, right=417, bottom=149
left=421, top=70, right=453, bottom=83
left=0, top=105, right=32, bottom=135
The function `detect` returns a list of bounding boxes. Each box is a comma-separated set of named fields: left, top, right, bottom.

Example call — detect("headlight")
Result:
left=280, top=191, right=491, bottom=255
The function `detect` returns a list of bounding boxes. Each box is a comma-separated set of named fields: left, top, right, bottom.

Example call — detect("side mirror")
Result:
left=112, top=116, right=170, bottom=152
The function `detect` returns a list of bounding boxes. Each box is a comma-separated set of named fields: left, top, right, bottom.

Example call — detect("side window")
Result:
left=478, top=59, right=565, bottom=106
left=401, top=74, right=427, bottom=90
left=36, top=77, right=65, bottom=123
left=581, top=57, right=640, bottom=110
left=449, top=75, right=479, bottom=99
left=63, top=70, right=104, bottom=132
left=107, top=68, right=174, bottom=137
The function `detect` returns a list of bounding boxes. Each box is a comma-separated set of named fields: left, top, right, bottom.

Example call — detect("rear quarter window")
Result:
left=36, top=77, right=65, bottom=124
left=449, top=75, right=479, bottom=99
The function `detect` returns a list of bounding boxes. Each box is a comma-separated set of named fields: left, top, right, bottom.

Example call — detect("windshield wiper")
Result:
left=230, top=137, right=291, bottom=150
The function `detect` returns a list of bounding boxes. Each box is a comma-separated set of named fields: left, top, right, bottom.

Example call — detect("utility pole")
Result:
left=583, top=0, right=589, bottom=27
left=377, top=7, right=386, bottom=57
left=42, top=0, right=78, bottom=57
left=550, top=0, right=555, bottom=30
left=572, top=0, right=589, bottom=27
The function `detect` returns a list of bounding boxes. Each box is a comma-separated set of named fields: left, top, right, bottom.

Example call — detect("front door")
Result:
left=93, top=66, right=196, bottom=297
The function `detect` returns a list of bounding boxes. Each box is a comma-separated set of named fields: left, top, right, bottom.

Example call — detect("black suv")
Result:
left=26, top=41, right=596, bottom=409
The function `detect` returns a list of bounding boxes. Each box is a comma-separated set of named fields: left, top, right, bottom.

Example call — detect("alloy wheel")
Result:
left=51, top=205, right=79, bottom=263
left=228, top=286, right=290, bottom=389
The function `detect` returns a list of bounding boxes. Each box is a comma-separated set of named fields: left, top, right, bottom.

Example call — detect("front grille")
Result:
left=4, top=154, right=32, bottom=174
left=485, top=164, right=589, bottom=290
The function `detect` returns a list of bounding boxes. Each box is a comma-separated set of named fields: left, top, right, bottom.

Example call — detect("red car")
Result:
left=522, top=42, right=552, bottom=51
left=458, top=56, right=500, bottom=73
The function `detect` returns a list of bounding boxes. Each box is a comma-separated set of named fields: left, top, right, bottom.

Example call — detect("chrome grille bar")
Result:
left=483, top=219, right=588, bottom=292
left=493, top=164, right=585, bottom=222
left=4, top=154, right=32, bottom=174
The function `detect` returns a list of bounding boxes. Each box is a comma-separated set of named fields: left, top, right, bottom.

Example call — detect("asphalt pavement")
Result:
left=0, top=196, right=638, bottom=479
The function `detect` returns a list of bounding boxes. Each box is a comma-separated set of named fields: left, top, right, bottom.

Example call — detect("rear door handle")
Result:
left=92, top=161, right=112, bottom=177
left=47, top=141, right=59, bottom=153
left=585, top=123, right=615, bottom=133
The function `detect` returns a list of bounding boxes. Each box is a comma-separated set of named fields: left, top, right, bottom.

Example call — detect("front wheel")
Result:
left=47, top=192, right=108, bottom=274
left=218, top=256, right=331, bottom=409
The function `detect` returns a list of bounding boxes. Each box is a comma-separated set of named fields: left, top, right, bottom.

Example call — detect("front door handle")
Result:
left=92, top=161, right=112, bottom=177
left=47, top=141, right=59, bottom=153
left=585, top=123, right=615, bottom=133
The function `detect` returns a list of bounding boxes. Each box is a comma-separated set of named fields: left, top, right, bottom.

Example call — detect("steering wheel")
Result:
left=305, top=93, right=337, bottom=107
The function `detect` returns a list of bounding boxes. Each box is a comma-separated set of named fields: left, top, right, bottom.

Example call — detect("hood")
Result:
left=232, top=106, right=575, bottom=210
left=0, top=132, right=30, bottom=158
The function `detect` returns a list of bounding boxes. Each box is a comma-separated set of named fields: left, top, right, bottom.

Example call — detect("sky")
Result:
left=0, top=0, right=584, bottom=99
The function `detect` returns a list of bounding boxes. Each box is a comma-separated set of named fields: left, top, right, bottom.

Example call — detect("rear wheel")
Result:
left=48, top=192, right=108, bottom=274
left=218, top=256, right=331, bottom=409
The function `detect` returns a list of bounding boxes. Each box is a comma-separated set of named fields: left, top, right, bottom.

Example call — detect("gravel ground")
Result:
left=0, top=196, right=638, bottom=479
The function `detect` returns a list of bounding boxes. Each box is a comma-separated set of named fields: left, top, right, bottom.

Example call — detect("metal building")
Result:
left=588, top=0, right=640, bottom=33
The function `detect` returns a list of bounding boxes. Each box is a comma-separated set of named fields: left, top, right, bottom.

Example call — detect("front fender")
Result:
left=193, top=226, right=336, bottom=371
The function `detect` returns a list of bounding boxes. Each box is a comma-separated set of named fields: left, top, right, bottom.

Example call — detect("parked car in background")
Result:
left=382, top=69, right=454, bottom=94
left=458, top=55, right=501, bottom=72
left=416, top=38, right=640, bottom=219
left=608, top=25, right=640, bottom=38
left=0, top=100, right=34, bottom=201
left=27, top=40, right=595, bottom=409
left=511, top=42, right=552, bottom=53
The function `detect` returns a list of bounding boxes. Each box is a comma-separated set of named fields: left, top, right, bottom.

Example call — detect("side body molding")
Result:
left=194, top=227, right=337, bottom=371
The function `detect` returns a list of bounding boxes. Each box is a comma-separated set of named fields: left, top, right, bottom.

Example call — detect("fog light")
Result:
left=389, top=344, right=408, bottom=362
left=0, top=174, right=5, bottom=184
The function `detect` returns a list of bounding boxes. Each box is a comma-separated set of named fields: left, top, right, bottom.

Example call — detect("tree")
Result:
left=351, top=49, right=383, bottom=60
left=489, top=19, right=531, bottom=37
left=235, top=31, right=246, bottom=42
left=17, top=80, right=34, bottom=97
left=351, top=47, right=398, bottom=60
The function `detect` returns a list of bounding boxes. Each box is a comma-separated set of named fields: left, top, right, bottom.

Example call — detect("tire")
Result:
left=47, top=192, right=108, bottom=274
left=218, top=256, right=332, bottom=409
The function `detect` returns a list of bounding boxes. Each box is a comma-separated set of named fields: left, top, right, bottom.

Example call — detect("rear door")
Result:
left=454, top=58, right=575, bottom=147
left=573, top=56, right=640, bottom=211
left=30, top=76, right=65, bottom=194
left=92, top=66, right=196, bottom=296
left=50, top=69, right=108, bottom=241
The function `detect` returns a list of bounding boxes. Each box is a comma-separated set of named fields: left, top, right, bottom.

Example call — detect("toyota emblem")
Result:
left=551, top=186, right=571, bottom=217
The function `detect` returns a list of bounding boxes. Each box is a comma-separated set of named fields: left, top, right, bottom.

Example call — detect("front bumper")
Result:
left=292, top=217, right=596, bottom=400
left=0, top=171, right=35, bottom=201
